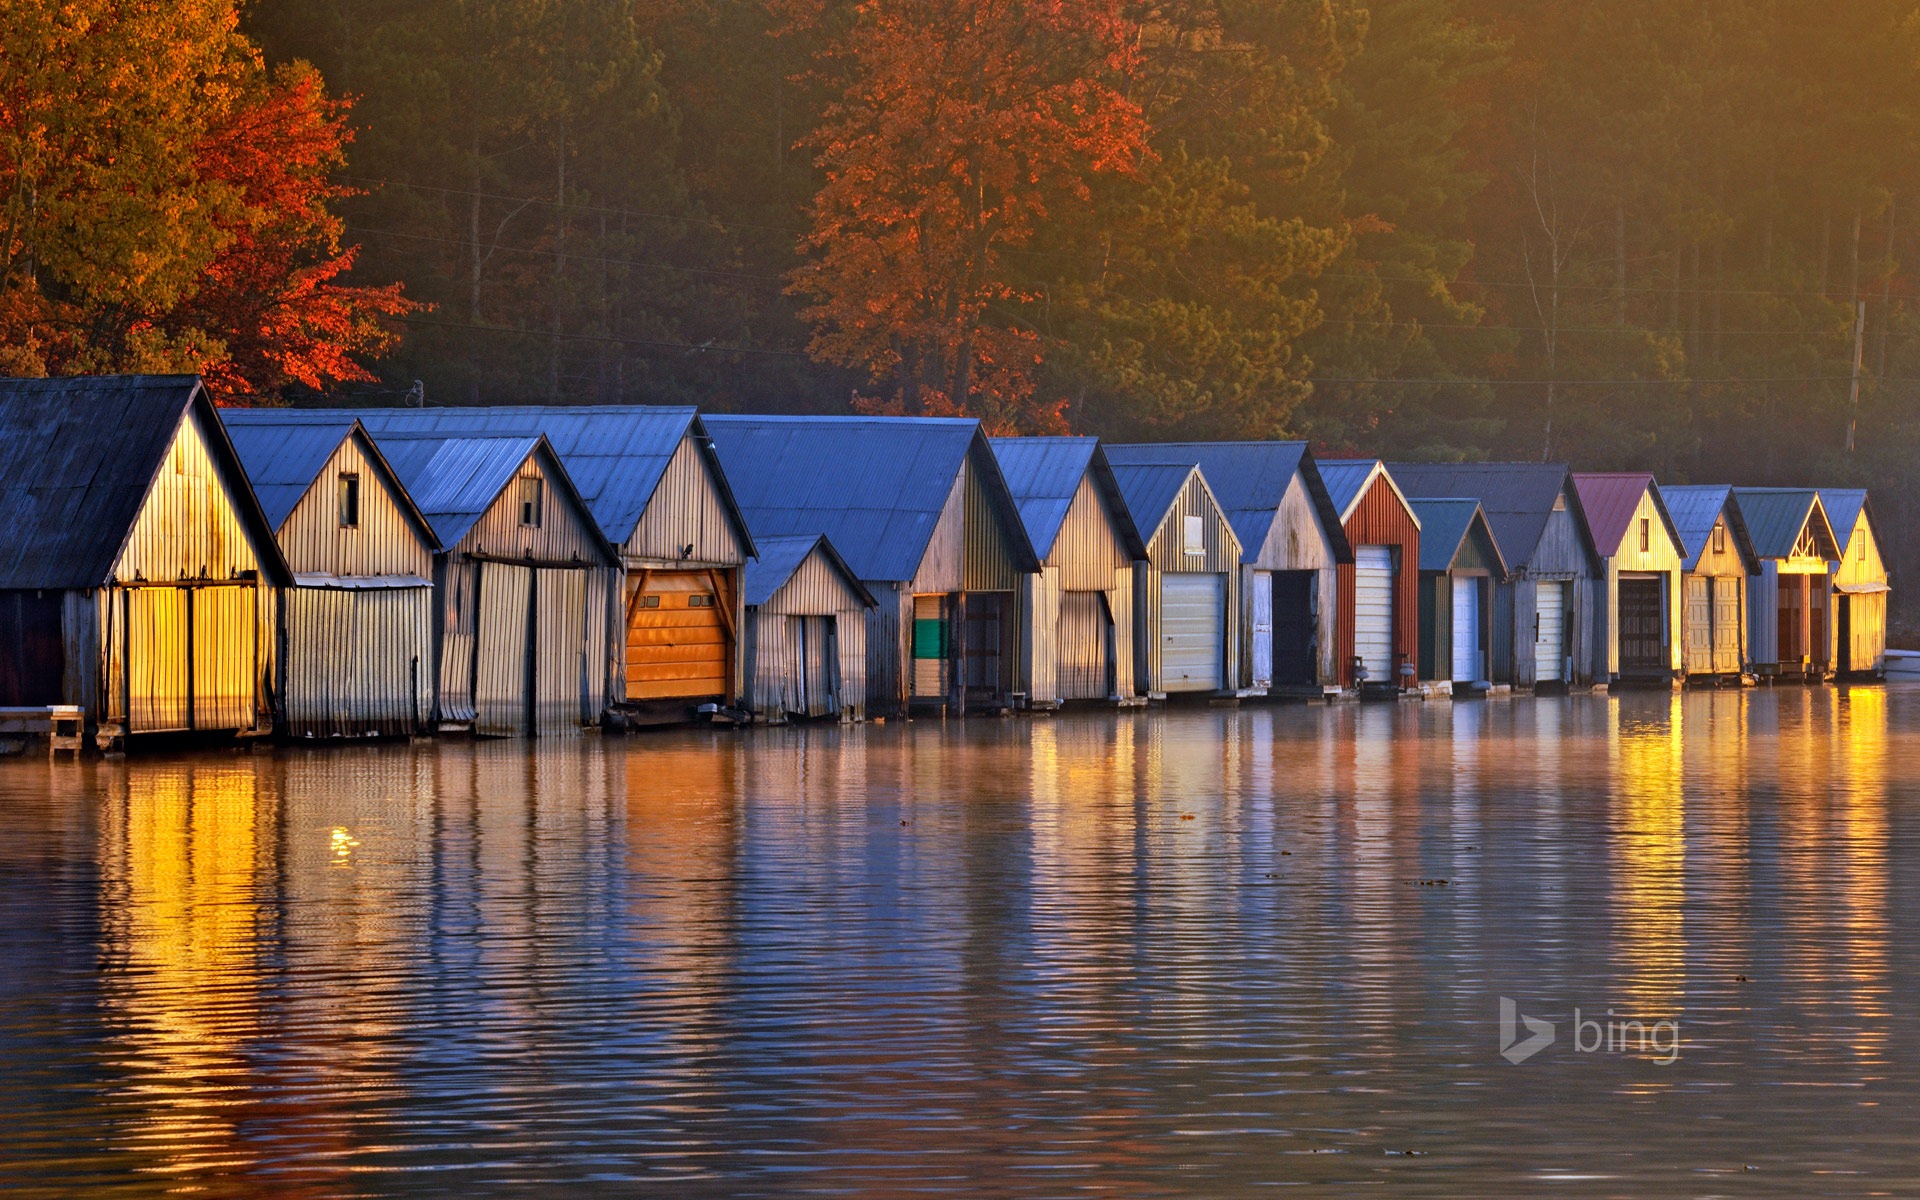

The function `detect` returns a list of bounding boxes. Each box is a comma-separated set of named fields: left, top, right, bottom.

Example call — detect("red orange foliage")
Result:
left=788, top=0, right=1150, bottom=433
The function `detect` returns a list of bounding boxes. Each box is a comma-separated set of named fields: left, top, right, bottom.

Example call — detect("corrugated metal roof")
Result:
left=1571, top=472, right=1682, bottom=557
left=989, top=436, right=1095, bottom=555
left=223, top=417, right=360, bottom=530
left=0, top=375, right=290, bottom=588
left=1820, top=488, right=1870, bottom=545
left=244, top=405, right=751, bottom=552
left=1660, top=485, right=1736, bottom=570
left=375, top=434, right=543, bottom=547
left=1108, top=462, right=1198, bottom=538
left=1732, top=488, right=1836, bottom=560
left=705, top=415, right=1036, bottom=583
left=743, top=533, right=874, bottom=608
left=1385, top=462, right=1578, bottom=569
left=1408, top=498, right=1489, bottom=572
left=1317, top=459, right=1421, bottom=529
left=1105, top=441, right=1348, bottom=564
left=989, top=436, right=1145, bottom=559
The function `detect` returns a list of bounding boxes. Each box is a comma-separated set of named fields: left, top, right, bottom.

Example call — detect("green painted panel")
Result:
left=913, top=618, right=949, bottom=659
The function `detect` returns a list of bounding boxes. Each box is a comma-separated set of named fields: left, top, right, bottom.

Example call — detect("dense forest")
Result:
left=2, top=0, right=1914, bottom=617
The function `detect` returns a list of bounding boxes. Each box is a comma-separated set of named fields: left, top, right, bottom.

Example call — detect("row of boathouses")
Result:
left=0, top=375, right=1895, bottom=746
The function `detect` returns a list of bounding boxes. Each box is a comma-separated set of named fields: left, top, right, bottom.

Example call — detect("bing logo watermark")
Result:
left=1499, top=997, right=1681, bottom=1066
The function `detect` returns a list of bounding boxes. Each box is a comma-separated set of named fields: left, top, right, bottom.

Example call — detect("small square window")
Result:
left=1183, top=514, right=1204, bottom=556
left=641, top=594, right=660, bottom=609
left=1712, top=524, right=1725, bottom=554
left=519, top=476, right=543, bottom=527
left=338, top=473, right=360, bottom=528
left=1639, top=517, right=1650, bottom=553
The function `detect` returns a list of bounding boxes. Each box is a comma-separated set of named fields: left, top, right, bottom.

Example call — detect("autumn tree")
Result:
left=0, top=0, right=411, bottom=398
left=786, top=0, right=1152, bottom=432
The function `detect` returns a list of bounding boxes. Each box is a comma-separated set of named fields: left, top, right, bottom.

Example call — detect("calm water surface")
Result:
left=1, top=688, right=1917, bottom=1197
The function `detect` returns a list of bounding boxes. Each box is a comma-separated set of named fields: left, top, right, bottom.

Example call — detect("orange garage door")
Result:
left=627, top=570, right=732, bottom=701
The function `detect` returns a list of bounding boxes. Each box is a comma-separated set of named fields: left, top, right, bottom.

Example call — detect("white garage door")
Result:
left=1354, top=547, right=1395, bottom=681
left=1160, top=573, right=1224, bottom=692
left=1535, top=581, right=1565, bottom=682
left=1451, top=575, right=1481, bottom=682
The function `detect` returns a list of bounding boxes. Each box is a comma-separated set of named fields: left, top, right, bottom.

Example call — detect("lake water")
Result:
left=1, top=687, right=1916, bottom=1197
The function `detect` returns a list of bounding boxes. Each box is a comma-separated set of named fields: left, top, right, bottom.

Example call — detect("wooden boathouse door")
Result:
left=1618, top=576, right=1667, bottom=676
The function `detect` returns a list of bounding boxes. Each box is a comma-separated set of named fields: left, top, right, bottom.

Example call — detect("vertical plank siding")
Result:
left=284, top=586, right=433, bottom=736
left=1682, top=513, right=1750, bottom=679
left=275, top=430, right=437, bottom=736
left=747, top=543, right=869, bottom=721
left=624, top=437, right=749, bottom=566
left=279, top=435, right=431, bottom=579
left=99, top=411, right=274, bottom=733
left=113, top=412, right=261, bottom=587
left=1513, top=501, right=1596, bottom=687
left=1135, top=472, right=1241, bottom=694
left=1333, top=477, right=1421, bottom=688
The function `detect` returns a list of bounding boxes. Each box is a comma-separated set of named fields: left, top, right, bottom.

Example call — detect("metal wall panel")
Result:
left=113, top=412, right=261, bottom=586
left=126, top=588, right=189, bottom=732
left=1108, top=566, right=1134, bottom=698
left=534, top=567, right=588, bottom=734
left=475, top=561, right=531, bottom=736
left=911, top=472, right=967, bottom=594
left=623, top=435, right=749, bottom=567
left=278, top=434, right=432, bottom=578
left=284, top=585, right=432, bottom=736
left=963, top=453, right=1024, bottom=592
left=459, top=452, right=605, bottom=565
left=191, top=585, right=255, bottom=730
left=1049, top=474, right=1130, bottom=589
left=864, top=587, right=907, bottom=715
left=1057, top=590, right=1110, bottom=700
left=437, top=558, right=478, bottom=722
left=1333, top=476, right=1421, bottom=687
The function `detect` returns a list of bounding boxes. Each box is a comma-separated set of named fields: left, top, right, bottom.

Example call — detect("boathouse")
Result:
left=989, top=437, right=1144, bottom=705
left=742, top=534, right=874, bottom=721
left=1107, top=462, right=1244, bottom=697
left=704, top=416, right=1038, bottom=717
left=1386, top=463, right=1598, bottom=689
left=1729, top=489, right=1842, bottom=681
left=1661, top=485, right=1756, bottom=682
left=1317, top=460, right=1421, bottom=691
left=334, top=407, right=754, bottom=722
left=1106, top=442, right=1347, bottom=694
left=1407, top=498, right=1507, bottom=689
left=1821, top=489, right=1889, bottom=678
left=1572, top=474, right=1686, bottom=683
left=0, top=376, right=289, bottom=742
left=223, top=415, right=438, bottom=736
left=372, top=433, right=618, bottom=736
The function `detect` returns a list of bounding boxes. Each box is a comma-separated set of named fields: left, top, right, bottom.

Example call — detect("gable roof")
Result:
left=372, top=432, right=611, bottom=561
left=1385, top=462, right=1589, bottom=569
left=1660, top=485, right=1759, bottom=573
left=743, top=533, right=875, bottom=608
left=703, top=415, right=1038, bottom=583
left=1572, top=472, right=1682, bottom=557
left=988, top=436, right=1145, bottom=560
left=1408, top=498, right=1507, bottom=576
left=241, top=406, right=753, bottom=555
left=1104, top=441, right=1351, bottom=564
left=222, top=414, right=437, bottom=548
left=1730, top=488, right=1840, bottom=560
left=1315, top=459, right=1421, bottom=528
left=1819, top=488, right=1872, bottom=547
left=1108, top=462, right=1201, bottom=540
left=0, top=375, right=290, bottom=589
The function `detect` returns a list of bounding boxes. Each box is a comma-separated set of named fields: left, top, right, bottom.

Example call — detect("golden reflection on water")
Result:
left=1830, top=688, right=1890, bottom=1065
left=5, top=687, right=1910, bottom=1195
left=1611, top=695, right=1688, bottom=1022
left=99, top=763, right=281, bottom=1187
